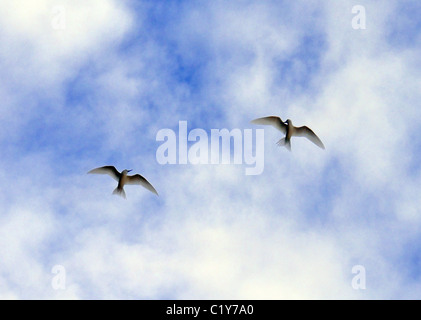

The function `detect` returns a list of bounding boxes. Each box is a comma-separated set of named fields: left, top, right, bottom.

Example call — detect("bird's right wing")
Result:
left=126, top=174, right=159, bottom=196
left=87, top=166, right=120, bottom=181
left=250, top=116, right=287, bottom=134
left=294, top=126, right=325, bottom=149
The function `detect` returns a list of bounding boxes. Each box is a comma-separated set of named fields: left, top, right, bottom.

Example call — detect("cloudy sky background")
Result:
left=1, top=0, right=421, bottom=299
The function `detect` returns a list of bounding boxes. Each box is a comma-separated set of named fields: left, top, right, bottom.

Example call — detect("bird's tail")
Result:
left=112, top=187, right=126, bottom=199
left=276, top=138, right=291, bottom=151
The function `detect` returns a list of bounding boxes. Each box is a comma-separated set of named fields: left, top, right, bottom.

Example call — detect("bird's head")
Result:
left=285, top=119, right=292, bottom=126
left=122, top=169, right=132, bottom=175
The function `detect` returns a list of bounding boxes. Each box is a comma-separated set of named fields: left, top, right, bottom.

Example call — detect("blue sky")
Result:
left=1, top=0, right=421, bottom=299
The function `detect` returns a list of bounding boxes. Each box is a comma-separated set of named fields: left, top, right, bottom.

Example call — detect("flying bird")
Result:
left=88, top=166, right=158, bottom=199
left=251, top=116, right=325, bottom=151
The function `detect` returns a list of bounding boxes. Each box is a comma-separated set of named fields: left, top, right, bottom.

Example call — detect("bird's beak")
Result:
left=128, top=169, right=133, bottom=173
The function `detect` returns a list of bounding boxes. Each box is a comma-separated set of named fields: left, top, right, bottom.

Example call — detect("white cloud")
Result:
left=0, top=0, right=134, bottom=141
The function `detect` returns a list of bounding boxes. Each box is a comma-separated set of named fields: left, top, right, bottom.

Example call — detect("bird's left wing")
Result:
left=126, top=174, right=159, bottom=196
left=87, top=166, right=120, bottom=181
left=250, top=116, right=287, bottom=134
left=294, top=126, right=325, bottom=149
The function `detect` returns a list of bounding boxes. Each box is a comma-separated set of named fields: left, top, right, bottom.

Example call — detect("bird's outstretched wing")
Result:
left=126, top=174, right=159, bottom=196
left=87, top=166, right=121, bottom=181
left=250, top=116, right=287, bottom=134
left=294, top=126, right=325, bottom=149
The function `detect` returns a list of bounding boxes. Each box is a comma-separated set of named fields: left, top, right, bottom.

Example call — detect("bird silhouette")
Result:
left=88, top=166, right=158, bottom=199
left=251, top=116, right=325, bottom=151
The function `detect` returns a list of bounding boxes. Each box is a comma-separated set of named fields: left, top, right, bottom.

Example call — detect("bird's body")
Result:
left=114, top=169, right=130, bottom=198
left=88, top=166, right=158, bottom=199
left=251, top=116, right=325, bottom=151
left=284, top=119, right=293, bottom=151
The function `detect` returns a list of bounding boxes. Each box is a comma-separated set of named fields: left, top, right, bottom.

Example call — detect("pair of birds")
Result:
left=89, top=115, right=324, bottom=199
